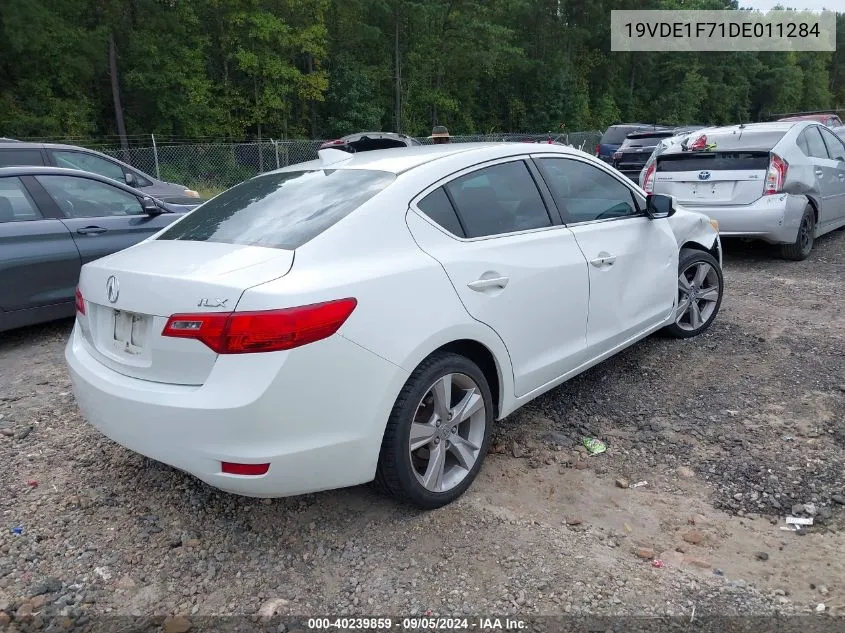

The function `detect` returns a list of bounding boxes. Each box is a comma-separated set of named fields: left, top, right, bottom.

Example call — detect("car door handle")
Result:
left=76, top=226, right=107, bottom=235
left=590, top=255, right=616, bottom=267
left=467, top=276, right=509, bottom=291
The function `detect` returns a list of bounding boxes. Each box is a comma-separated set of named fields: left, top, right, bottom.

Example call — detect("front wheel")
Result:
left=374, top=353, right=493, bottom=509
left=663, top=249, right=724, bottom=339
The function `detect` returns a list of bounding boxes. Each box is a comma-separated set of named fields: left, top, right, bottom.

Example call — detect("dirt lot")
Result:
left=1, top=230, right=844, bottom=628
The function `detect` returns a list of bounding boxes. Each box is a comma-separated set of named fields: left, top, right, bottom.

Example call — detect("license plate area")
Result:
left=112, top=309, right=149, bottom=355
left=689, top=182, right=731, bottom=199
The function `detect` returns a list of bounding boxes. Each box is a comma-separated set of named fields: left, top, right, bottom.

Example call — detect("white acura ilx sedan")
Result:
left=66, top=142, right=723, bottom=509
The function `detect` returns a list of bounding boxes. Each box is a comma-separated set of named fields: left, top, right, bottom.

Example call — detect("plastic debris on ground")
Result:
left=10, top=526, right=23, bottom=535
left=785, top=516, right=813, bottom=526
left=26, top=480, right=38, bottom=488
left=652, top=559, right=665, bottom=568
left=714, top=569, right=724, bottom=576
left=582, top=437, right=606, bottom=456
left=629, top=481, right=648, bottom=488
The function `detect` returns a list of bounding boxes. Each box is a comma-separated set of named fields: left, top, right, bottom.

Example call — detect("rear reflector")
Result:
left=162, top=298, right=357, bottom=354
left=75, top=287, right=85, bottom=315
left=221, top=462, right=270, bottom=476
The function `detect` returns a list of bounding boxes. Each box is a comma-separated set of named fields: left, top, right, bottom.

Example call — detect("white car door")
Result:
left=533, top=155, right=678, bottom=356
left=406, top=157, right=590, bottom=398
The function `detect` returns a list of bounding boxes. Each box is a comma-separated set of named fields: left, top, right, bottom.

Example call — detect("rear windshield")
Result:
left=601, top=127, right=645, bottom=145
left=157, top=169, right=396, bottom=250
left=657, top=152, right=770, bottom=172
left=620, top=134, right=671, bottom=148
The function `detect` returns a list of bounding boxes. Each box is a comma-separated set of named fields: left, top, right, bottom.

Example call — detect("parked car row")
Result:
left=637, top=119, right=845, bottom=260
left=0, top=167, right=191, bottom=332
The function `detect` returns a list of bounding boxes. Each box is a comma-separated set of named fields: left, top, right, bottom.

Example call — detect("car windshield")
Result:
left=157, top=169, right=396, bottom=250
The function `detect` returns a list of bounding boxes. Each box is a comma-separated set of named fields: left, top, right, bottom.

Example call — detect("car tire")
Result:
left=663, top=248, right=724, bottom=339
left=374, top=352, right=494, bottom=509
left=780, top=206, right=815, bottom=261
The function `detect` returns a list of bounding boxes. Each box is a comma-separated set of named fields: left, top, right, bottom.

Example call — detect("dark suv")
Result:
left=0, top=141, right=202, bottom=205
left=611, top=127, right=701, bottom=181
left=595, top=124, right=656, bottom=163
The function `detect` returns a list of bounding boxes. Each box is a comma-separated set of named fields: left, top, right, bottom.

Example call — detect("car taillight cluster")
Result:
left=75, top=287, right=86, bottom=315
left=595, top=144, right=601, bottom=157
left=642, top=161, right=656, bottom=193
left=161, top=298, right=357, bottom=354
left=763, top=153, right=788, bottom=195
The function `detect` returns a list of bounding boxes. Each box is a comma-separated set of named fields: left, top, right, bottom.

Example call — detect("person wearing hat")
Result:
left=429, top=125, right=451, bottom=144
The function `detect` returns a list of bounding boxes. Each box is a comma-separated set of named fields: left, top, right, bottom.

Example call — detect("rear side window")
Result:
left=417, top=187, right=465, bottom=237
left=800, top=127, right=829, bottom=159
left=158, top=169, right=396, bottom=250
left=51, top=150, right=125, bottom=182
left=657, top=152, right=770, bottom=172
left=601, top=127, right=644, bottom=145
left=0, top=148, right=45, bottom=167
left=444, top=161, right=551, bottom=238
left=0, top=177, right=42, bottom=222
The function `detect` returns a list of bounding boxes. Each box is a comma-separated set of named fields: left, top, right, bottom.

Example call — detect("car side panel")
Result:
left=0, top=218, right=81, bottom=313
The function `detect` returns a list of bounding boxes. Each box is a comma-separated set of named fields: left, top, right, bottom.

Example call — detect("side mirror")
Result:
left=125, top=172, right=136, bottom=187
left=141, top=196, right=163, bottom=216
left=645, top=193, right=676, bottom=219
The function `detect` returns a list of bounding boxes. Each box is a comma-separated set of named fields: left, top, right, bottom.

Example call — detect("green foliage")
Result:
left=0, top=0, right=841, bottom=141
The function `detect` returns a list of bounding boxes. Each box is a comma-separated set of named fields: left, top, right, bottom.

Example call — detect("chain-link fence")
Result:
left=97, top=131, right=602, bottom=197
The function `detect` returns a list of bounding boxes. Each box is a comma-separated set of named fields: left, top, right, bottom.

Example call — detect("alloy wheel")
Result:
left=675, top=261, right=721, bottom=332
left=408, top=373, right=487, bottom=493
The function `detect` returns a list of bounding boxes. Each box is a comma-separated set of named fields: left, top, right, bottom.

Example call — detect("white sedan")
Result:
left=65, top=143, right=723, bottom=509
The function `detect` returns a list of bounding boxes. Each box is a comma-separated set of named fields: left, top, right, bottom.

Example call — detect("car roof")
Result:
left=264, top=142, right=588, bottom=176
left=659, top=122, right=799, bottom=154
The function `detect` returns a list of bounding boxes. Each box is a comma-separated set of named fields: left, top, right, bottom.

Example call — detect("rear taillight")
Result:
left=222, top=462, right=269, bottom=476
left=75, top=287, right=85, bottom=315
left=595, top=145, right=601, bottom=157
left=764, top=153, right=788, bottom=195
left=161, top=298, right=357, bottom=354
left=612, top=151, right=622, bottom=161
left=643, top=161, right=656, bottom=193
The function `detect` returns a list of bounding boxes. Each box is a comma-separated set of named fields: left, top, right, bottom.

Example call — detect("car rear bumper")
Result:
left=65, top=323, right=408, bottom=498
left=679, top=194, right=806, bottom=244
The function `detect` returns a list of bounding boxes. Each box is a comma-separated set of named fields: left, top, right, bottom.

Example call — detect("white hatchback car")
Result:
left=66, top=143, right=723, bottom=509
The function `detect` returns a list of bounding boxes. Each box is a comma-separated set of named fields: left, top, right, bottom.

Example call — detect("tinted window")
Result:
left=51, top=150, right=125, bottom=182
left=0, top=177, right=42, bottom=222
left=444, top=161, right=551, bottom=238
left=601, top=126, right=646, bottom=145
left=619, top=134, right=672, bottom=149
left=802, top=127, right=829, bottom=159
left=657, top=152, right=770, bottom=172
left=417, top=187, right=465, bottom=236
left=819, top=126, right=845, bottom=162
left=158, top=169, right=396, bottom=250
left=37, top=175, right=144, bottom=218
left=537, top=158, right=638, bottom=223
left=0, top=148, right=45, bottom=167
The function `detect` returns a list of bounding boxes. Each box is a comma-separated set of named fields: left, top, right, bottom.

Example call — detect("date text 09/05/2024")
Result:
left=624, top=21, right=821, bottom=39
left=307, top=617, right=527, bottom=630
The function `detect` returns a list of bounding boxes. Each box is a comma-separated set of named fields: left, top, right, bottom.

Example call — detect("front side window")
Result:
left=37, top=175, right=144, bottom=218
left=819, top=126, right=845, bottom=162
left=51, top=150, right=126, bottom=182
left=0, top=176, right=42, bottom=222
left=443, top=161, right=551, bottom=238
left=536, top=158, right=638, bottom=223
left=801, top=127, right=830, bottom=160
left=158, top=169, right=396, bottom=250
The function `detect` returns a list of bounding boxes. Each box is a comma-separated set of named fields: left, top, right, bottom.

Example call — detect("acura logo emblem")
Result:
left=698, top=171, right=711, bottom=181
left=106, top=275, right=119, bottom=303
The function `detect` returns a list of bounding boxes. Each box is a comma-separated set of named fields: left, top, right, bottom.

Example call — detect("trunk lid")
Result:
left=77, top=240, right=294, bottom=385
left=653, top=151, right=770, bottom=206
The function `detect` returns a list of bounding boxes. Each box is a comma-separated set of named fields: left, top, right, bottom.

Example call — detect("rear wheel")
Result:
left=663, top=249, right=723, bottom=339
left=375, top=353, right=493, bottom=509
left=780, top=206, right=814, bottom=261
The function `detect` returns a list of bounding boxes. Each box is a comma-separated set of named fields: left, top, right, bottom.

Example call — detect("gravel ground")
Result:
left=0, top=229, right=843, bottom=629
